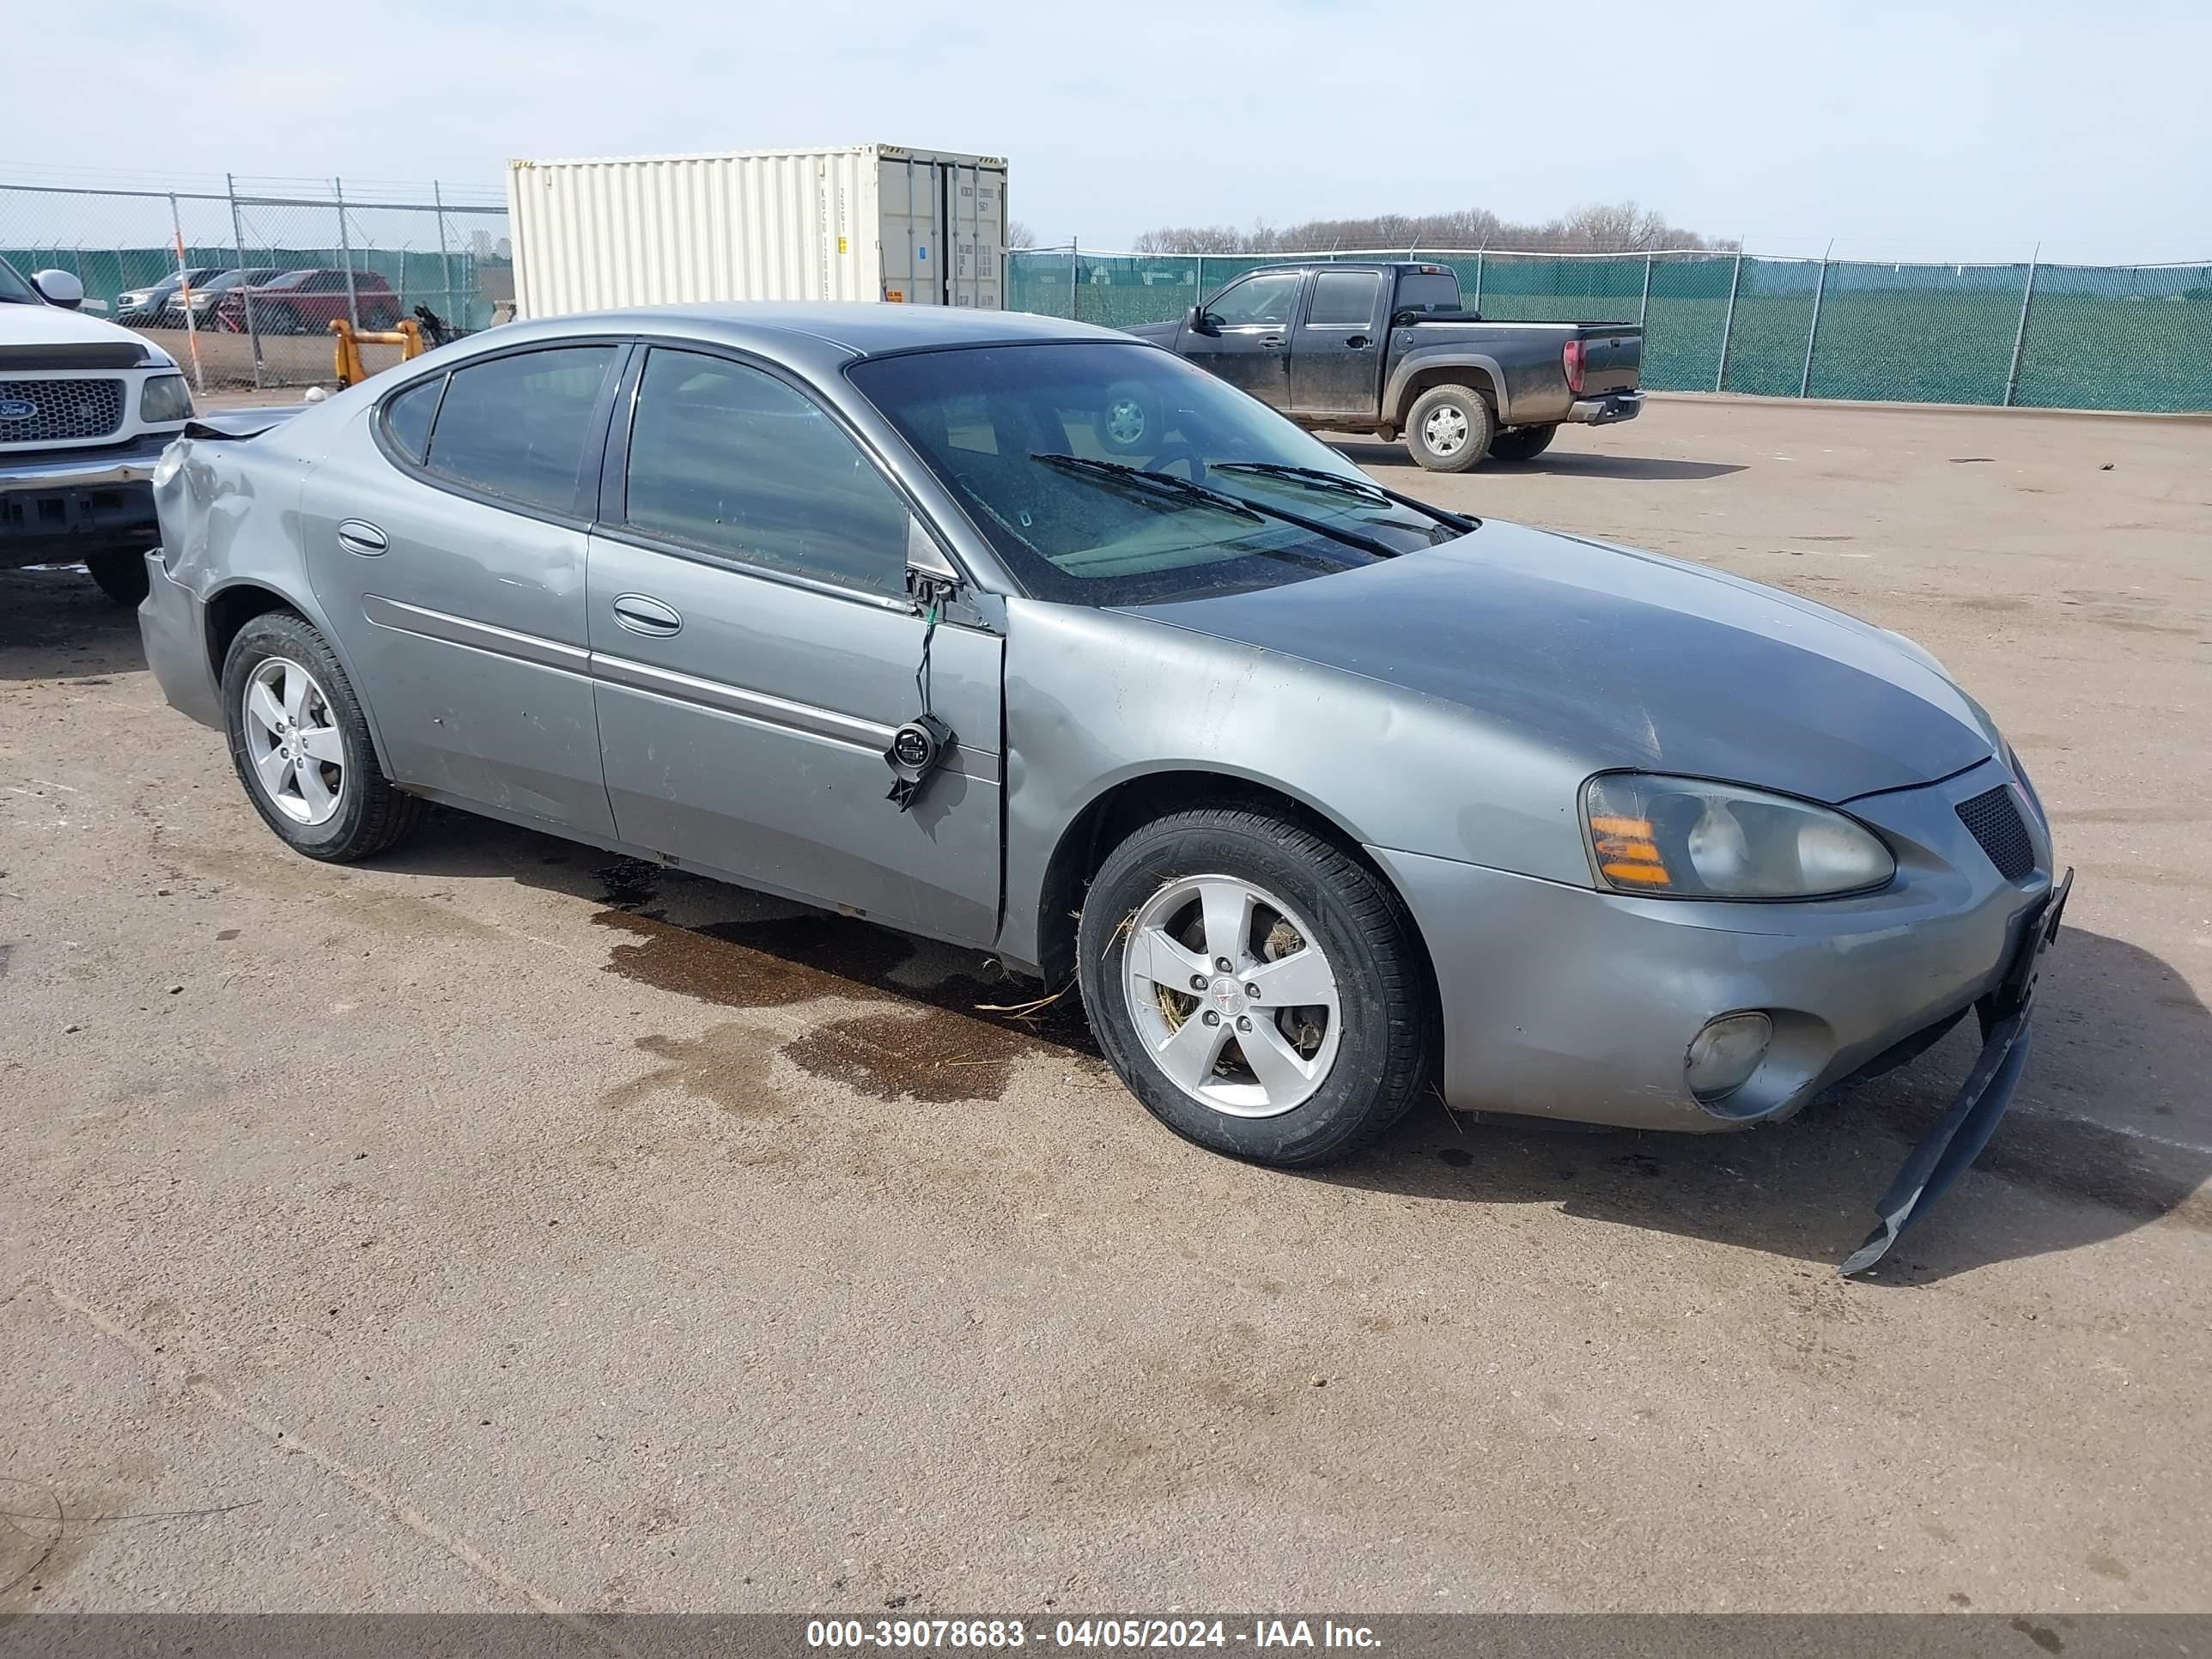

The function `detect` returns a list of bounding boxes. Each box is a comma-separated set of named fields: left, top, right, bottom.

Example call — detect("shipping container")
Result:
left=505, top=144, right=1008, bottom=319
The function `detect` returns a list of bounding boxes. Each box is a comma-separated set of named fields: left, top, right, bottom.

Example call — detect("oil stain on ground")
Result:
left=589, top=860, right=1096, bottom=1105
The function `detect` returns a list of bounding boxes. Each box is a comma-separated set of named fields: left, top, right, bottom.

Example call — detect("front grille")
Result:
left=1956, top=785, right=2035, bottom=881
left=0, top=379, right=127, bottom=444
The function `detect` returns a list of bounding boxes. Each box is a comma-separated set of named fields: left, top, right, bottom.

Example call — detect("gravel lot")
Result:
left=3, top=396, right=2207, bottom=1616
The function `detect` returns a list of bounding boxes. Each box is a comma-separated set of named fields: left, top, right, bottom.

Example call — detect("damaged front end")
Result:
left=1839, top=866, right=2073, bottom=1277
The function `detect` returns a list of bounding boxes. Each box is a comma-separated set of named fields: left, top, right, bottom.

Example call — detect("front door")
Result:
left=1183, top=270, right=1303, bottom=407
left=301, top=341, right=626, bottom=837
left=1287, top=268, right=1385, bottom=420
left=586, top=344, right=1004, bottom=946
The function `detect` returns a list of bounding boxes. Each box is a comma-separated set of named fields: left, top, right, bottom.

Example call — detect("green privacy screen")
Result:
left=1006, top=249, right=2212, bottom=414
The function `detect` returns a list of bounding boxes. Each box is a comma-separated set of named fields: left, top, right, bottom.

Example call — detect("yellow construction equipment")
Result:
left=329, top=317, right=428, bottom=390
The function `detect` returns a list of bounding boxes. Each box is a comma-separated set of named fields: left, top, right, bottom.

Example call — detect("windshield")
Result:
left=848, top=342, right=1462, bottom=606
left=0, top=256, right=40, bottom=305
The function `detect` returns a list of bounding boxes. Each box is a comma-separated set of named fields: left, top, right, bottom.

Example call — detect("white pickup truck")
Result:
left=1, top=254, right=196, bottom=605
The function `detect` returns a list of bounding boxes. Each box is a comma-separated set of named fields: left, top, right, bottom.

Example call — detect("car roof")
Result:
left=455, top=302, right=1139, bottom=363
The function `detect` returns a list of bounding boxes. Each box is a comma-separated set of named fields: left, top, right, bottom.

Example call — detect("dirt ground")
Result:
left=2, top=396, right=2207, bottom=1617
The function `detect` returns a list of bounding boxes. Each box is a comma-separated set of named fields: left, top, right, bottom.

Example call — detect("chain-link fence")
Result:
left=1008, top=246, right=2212, bottom=414
left=2, top=174, right=513, bottom=391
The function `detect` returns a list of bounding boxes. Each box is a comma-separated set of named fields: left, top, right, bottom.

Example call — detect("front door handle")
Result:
left=1259, top=335, right=1282, bottom=350
left=1345, top=335, right=1370, bottom=349
left=611, top=593, right=683, bottom=637
left=336, top=519, right=387, bottom=556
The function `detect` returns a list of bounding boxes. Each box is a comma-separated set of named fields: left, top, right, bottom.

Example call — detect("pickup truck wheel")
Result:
left=1488, top=423, right=1559, bottom=463
left=84, top=550, right=150, bottom=607
left=1405, top=384, right=1494, bottom=472
left=1078, top=805, right=1435, bottom=1168
left=221, top=611, right=422, bottom=862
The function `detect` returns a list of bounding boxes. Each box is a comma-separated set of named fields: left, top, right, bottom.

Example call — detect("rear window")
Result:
left=1395, top=271, right=1461, bottom=313
left=419, top=346, right=615, bottom=514
left=1307, top=270, right=1381, bottom=327
left=380, top=374, right=443, bottom=465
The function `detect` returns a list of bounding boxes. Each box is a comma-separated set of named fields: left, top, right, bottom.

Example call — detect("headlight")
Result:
left=140, top=374, right=194, bottom=424
left=1583, top=773, right=1895, bottom=900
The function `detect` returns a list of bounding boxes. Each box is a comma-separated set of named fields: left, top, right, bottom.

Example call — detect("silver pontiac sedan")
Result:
left=140, top=305, right=2068, bottom=1273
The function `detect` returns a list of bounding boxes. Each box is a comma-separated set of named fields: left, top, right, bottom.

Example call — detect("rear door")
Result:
left=586, top=344, right=1003, bottom=946
left=301, top=341, right=626, bottom=836
left=1286, top=268, right=1386, bottom=420
left=1182, top=270, right=1302, bottom=406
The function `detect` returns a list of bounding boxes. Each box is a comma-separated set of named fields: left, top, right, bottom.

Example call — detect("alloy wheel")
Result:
left=241, top=658, right=346, bottom=826
left=1120, top=873, right=1342, bottom=1118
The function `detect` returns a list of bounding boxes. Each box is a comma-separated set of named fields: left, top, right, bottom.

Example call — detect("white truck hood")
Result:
left=0, top=301, right=168, bottom=361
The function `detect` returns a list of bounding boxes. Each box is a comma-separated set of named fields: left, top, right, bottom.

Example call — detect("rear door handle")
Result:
left=1346, top=335, right=1369, bottom=349
left=611, top=593, right=682, bottom=637
left=336, top=519, right=387, bottom=556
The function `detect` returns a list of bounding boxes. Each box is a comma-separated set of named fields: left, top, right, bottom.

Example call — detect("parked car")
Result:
left=168, top=266, right=283, bottom=327
left=215, top=269, right=400, bottom=335
left=139, top=305, right=2065, bottom=1273
left=1126, top=261, right=1643, bottom=471
left=112, top=268, right=222, bottom=324
left=0, top=252, right=195, bottom=604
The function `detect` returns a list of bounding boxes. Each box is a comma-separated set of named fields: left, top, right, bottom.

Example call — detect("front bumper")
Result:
left=1566, top=391, right=1643, bottom=425
left=138, top=550, right=224, bottom=731
left=1368, top=757, right=2055, bottom=1136
left=0, top=432, right=178, bottom=566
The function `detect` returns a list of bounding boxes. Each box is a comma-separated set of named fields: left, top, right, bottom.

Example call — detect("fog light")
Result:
left=1686, top=1012, right=1773, bottom=1103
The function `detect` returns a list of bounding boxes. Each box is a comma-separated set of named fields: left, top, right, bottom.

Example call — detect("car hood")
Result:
left=1126, top=519, right=1999, bottom=804
left=0, top=301, right=154, bottom=349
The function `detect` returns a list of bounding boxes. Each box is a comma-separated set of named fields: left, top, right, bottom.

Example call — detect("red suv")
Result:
left=215, top=269, right=400, bottom=334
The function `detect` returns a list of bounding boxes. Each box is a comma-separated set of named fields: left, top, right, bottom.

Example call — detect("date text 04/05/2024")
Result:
left=805, top=1618, right=1382, bottom=1649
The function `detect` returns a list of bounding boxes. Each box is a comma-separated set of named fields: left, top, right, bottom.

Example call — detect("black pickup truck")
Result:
left=1125, top=261, right=1643, bottom=471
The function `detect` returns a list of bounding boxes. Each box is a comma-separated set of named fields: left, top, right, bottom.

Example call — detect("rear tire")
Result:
left=1404, top=383, right=1495, bottom=472
left=1077, top=804, right=1435, bottom=1168
left=85, top=549, right=150, bottom=607
left=221, top=611, right=422, bottom=862
left=1487, top=423, right=1559, bottom=463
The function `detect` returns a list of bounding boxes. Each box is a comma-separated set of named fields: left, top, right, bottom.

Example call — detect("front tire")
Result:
left=1405, top=384, right=1495, bottom=472
left=85, top=549, right=150, bottom=606
left=221, top=611, right=421, bottom=862
left=1077, top=805, right=1434, bottom=1167
left=1487, top=422, right=1559, bottom=463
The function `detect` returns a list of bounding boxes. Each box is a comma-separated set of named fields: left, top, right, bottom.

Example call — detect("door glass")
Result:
left=381, top=374, right=442, bottom=465
left=422, top=345, right=616, bottom=514
left=1305, top=270, right=1381, bottom=327
left=1206, top=273, right=1300, bottom=326
left=623, top=349, right=909, bottom=597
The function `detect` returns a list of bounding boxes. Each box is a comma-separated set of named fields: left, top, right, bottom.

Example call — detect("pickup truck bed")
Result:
left=1126, top=262, right=1644, bottom=471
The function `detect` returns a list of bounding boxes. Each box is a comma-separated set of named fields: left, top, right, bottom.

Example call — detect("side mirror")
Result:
left=905, top=516, right=962, bottom=607
left=33, top=269, right=85, bottom=310
left=1185, top=305, right=1217, bottom=336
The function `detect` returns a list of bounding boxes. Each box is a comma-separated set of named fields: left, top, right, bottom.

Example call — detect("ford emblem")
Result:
left=0, top=398, right=38, bottom=422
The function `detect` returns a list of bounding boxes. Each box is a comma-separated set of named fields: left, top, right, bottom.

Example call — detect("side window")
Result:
left=1306, top=270, right=1382, bottom=328
left=1395, top=272, right=1462, bottom=314
left=381, top=374, right=443, bottom=465
left=1206, top=272, right=1301, bottom=327
left=303, top=272, right=339, bottom=293
left=623, top=349, right=909, bottom=597
left=422, top=345, right=616, bottom=514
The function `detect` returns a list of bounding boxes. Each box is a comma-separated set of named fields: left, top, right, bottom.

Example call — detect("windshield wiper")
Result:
left=1211, top=462, right=1480, bottom=534
left=1030, top=453, right=1406, bottom=561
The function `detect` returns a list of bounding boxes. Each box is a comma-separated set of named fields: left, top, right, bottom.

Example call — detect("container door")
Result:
left=877, top=155, right=946, bottom=306
left=948, top=166, right=1005, bottom=309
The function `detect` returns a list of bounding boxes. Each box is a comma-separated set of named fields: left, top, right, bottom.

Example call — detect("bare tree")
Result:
left=1127, top=201, right=1731, bottom=255
left=1006, top=220, right=1036, bottom=250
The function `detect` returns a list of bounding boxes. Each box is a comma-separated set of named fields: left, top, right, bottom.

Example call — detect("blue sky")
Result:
left=9, top=0, right=2209, bottom=262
